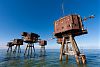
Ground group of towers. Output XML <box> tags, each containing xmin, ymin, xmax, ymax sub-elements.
<box><xmin>7</xmin><ymin>32</ymin><xmax>47</xmax><ymax>56</ymax></box>
<box><xmin>6</xmin><ymin>14</ymin><xmax>94</xmax><ymax>64</ymax></box>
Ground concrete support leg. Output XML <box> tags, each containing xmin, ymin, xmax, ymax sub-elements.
<box><xmin>17</xmin><ymin>45</ymin><xmax>21</xmax><ymax>53</ymax></box>
<box><xmin>11</xmin><ymin>47</ymin><xmax>12</xmax><ymax>52</ymax></box>
<box><xmin>60</xmin><ymin>37</ymin><xmax>65</xmax><ymax>61</ymax></box>
<box><xmin>69</xmin><ymin>35</ymin><xmax>80</xmax><ymax>64</ymax></box>
<box><xmin>75</xmin><ymin>55</ymin><xmax>79</xmax><ymax>64</ymax></box>
<box><xmin>28</xmin><ymin>45</ymin><xmax>30</xmax><ymax>55</ymax></box>
<box><xmin>19</xmin><ymin>46</ymin><xmax>21</xmax><ymax>53</ymax></box>
<box><xmin>7</xmin><ymin>47</ymin><xmax>9</xmax><ymax>52</ymax></box>
<box><xmin>66</xmin><ymin>43</ymin><xmax>68</xmax><ymax>62</ymax></box>
<box><xmin>24</xmin><ymin>44</ymin><xmax>28</xmax><ymax>55</ymax></box>
<box><xmin>24</xmin><ymin>43</ymin><xmax>35</xmax><ymax>56</ymax></box>
<box><xmin>81</xmin><ymin>54</ymin><xmax>86</xmax><ymax>64</ymax></box>
<box><xmin>13</xmin><ymin>46</ymin><xmax>17</xmax><ymax>53</ymax></box>
<box><xmin>18</xmin><ymin>46</ymin><xmax>20</xmax><ymax>53</ymax></box>
<box><xmin>32</xmin><ymin>44</ymin><xmax>35</xmax><ymax>54</ymax></box>
<box><xmin>44</xmin><ymin>46</ymin><xmax>46</xmax><ymax>55</ymax></box>
<box><xmin>31</xmin><ymin>45</ymin><xmax>32</xmax><ymax>56</ymax></box>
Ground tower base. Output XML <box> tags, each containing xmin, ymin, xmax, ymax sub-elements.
<box><xmin>59</xmin><ymin>35</ymin><xmax>86</xmax><ymax>64</ymax></box>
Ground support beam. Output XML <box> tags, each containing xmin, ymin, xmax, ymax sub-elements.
<box><xmin>69</xmin><ymin>35</ymin><xmax>80</xmax><ymax>64</ymax></box>
<box><xmin>13</xmin><ymin>45</ymin><xmax>17</xmax><ymax>53</ymax></box>
<box><xmin>40</xmin><ymin>46</ymin><xmax>46</xmax><ymax>56</ymax></box>
<box><xmin>13</xmin><ymin>45</ymin><xmax>21</xmax><ymax>54</ymax></box>
<box><xmin>80</xmin><ymin>54</ymin><xmax>86</xmax><ymax>64</ymax></box>
<box><xmin>24</xmin><ymin>45</ymin><xmax>28</xmax><ymax>55</ymax></box>
<box><xmin>72</xmin><ymin>38</ymin><xmax>80</xmax><ymax>55</ymax></box>
<box><xmin>7</xmin><ymin>47</ymin><xmax>9</xmax><ymax>52</ymax></box>
<box><xmin>59</xmin><ymin>37</ymin><xmax>65</xmax><ymax>61</ymax></box>
<box><xmin>66</xmin><ymin>42</ymin><xmax>68</xmax><ymax>62</ymax></box>
<box><xmin>24</xmin><ymin>43</ymin><xmax>35</xmax><ymax>56</ymax></box>
<box><xmin>28</xmin><ymin>45</ymin><xmax>30</xmax><ymax>55</ymax></box>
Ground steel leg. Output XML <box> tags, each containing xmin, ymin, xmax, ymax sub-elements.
<box><xmin>66</xmin><ymin>42</ymin><xmax>68</xmax><ymax>62</ymax></box>
<box><xmin>69</xmin><ymin>35</ymin><xmax>80</xmax><ymax>64</ymax></box>
<box><xmin>13</xmin><ymin>45</ymin><xmax>17</xmax><ymax>53</ymax></box>
<box><xmin>33</xmin><ymin>44</ymin><xmax>35</xmax><ymax>53</ymax></box>
<box><xmin>7</xmin><ymin>47</ymin><xmax>9</xmax><ymax>52</ymax></box>
<box><xmin>24</xmin><ymin>44</ymin><xmax>28</xmax><ymax>55</ymax></box>
<box><xmin>31</xmin><ymin>45</ymin><xmax>32</xmax><ymax>56</ymax></box>
<box><xmin>28</xmin><ymin>44</ymin><xmax>30</xmax><ymax>56</ymax></box>
<box><xmin>60</xmin><ymin>37</ymin><xmax>65</xmax><ymax>61</ymax></box>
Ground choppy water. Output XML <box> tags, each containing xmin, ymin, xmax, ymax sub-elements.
<box><xmin>0</xmin><ymin>49</ymin><xmax>100</xmax><ymax>67</ymax></box>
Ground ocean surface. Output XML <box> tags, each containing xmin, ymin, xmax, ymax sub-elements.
<box><xmin>0</xmin><ymin>49</ymin><xmax>100</xmax><ymax>67</ymax></box>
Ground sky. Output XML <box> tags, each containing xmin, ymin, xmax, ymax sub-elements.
<box><xmin>0</xmin><ymin>0</ymin><xmax>100</xmax><ymax>49</ymax></box>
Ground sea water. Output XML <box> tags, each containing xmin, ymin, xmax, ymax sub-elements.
<box><xmin>0</xmin><ymin>49</ymin><xmax>100</xmax><ymax>67</ymax></box>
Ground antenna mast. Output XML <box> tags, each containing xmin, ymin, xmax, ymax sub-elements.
<box><xmin>62</xmin><ymin>0</ymin><xmax>65</xmax><ymax>16</ymax></box>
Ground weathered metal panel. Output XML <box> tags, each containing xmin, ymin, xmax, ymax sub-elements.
<box><xmin>72</xmin><ymin>15</ymin><xmax>80</xmax><ymax>29</ymax></box>
<box><xmin>7</xmin><ymin>42</ymin><xmax>14</xmax><ymax>47</ymax></box>
<box><xmin>12</xmin><ymin>39</ymin><xmax>23</xmax><ymax>45</ymax></box>
<box><xmin>39</xmin><ymin>40</ymin><xmax>47</xmax><ymax>46</ymax></box>
<box><xmin>57</xmin><ymin>38</ymin><xmax>63</xmax><ymax>44</ymax></box>
<box><xmin>22</xmin><ymin>32</ymin><xmax>40</xmax><ymax>43</ymax></box>
<box><xmin>54</xmin><ymin>15</ymin><xmax>83</xmax><ymax>35</ymax></box>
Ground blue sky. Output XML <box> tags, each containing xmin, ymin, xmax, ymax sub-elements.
<box><xmin>0</xmin><ymin>0</ymin><xmax>100</xmax><ymax>49</ymax></box>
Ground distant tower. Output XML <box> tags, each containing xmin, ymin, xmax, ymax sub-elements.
<box><xmin>22</xmin><ymin>32</ymin><xmax>40</xmax><ymax>56</ymax></box>
<box><xmin>7</xmin><ymin>42</ymin><xmax>14</xmax><ymax>52</ymax></box>
<box><xmin>54</xmin><ymin>14</ymin><xmax>88</xmax><ymax>64</ymax></box>
<box><xmin>39</xmin><ymin>40</ymin><xmax>47</xmax><ymax>56</ymax></box>
<box><xmin>13</xmin><ymin>39</ymin><xmax>23</xmax><ymax>53</ymax></box>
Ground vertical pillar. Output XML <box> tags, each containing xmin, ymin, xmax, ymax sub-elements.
<box><xmin>81</xmin><ymin>54</ymin><xmax>86</xmax><ymax>64</ymax></box>
<box><xmin>7</xmin><ymin>47</ymin><xmax>12</xmax><ymax>52</ymax></box>
<box><xmin>13</xmin><ymin>45</ymin><xmax>17</xmax><ymax>53</ymax></box>
<box><xmin>11</xmin><ymin>47</ymin><xmax>12</xmax><ymax>52</ymax></box>
<box><xmin>69</xmin><ymin>35</ymin><xmax>79</xmax><ymax>64</ymax></box>
<box><xmin>24</xmin><ymin>44</ymin><xmax>28</xmax><ymax>55</ymax></box>
<box><xmin>7</xmin><ymin>47</ymin><xmax>9</xmax><ymax>52</ymax></box>
<box><xmin>18</xmin><ymin>45</ymin><xmax>20</xmax><ymax>53</ymax></box>
<box><xmin>40</xmin><ymin>46</ymin><xmax>42</xmax><ymax>56</ymax></box>
<box><xmin>31</xmin><ymin>44</ymin><xmax>32</xmax><ymax>56</ymax></box>
<box><xmin>40</xmin><ymin>46</ymin><xmax>42</xmax><ymax>52</ymax></box>
<box><xmin>24</xmin><ymin>43</ymin><xmax>35</xmax><ymax>56</ymax></box>
<box><xmin>32</xmin><ymin>43</ymin><xmax>35</xmax><ymax>54</ymax></box>
<box><xmin>44</xmin><ymin>46</ymin><xmax>46</xmax><ymax>55</ymax></box>
<box><xmin>19</xmin><ymin>45</ymin><xmax>21</xmax><ymax>53</ymax></box>
<box><xmin>28</xmin><ymin>44</ymin><xmax>30</xmax><ymax>55</ymax></box>
<box><xmin>66</xmin><ymin>42</ymin><xmax>68</xmax><ymax>62</ymax></box>
<box><xmin>17</xmin><ymin>45</ymin><xmax>21</xmax><ymax>53</ymax></box>
<box><xmin>59</xmin><ymin>37</ymin><xmax>65</xmax><ymax>61</ymax></box>
<box><xmin>40</xmin><ymin>46</ymin><xmax>45</xmax><ymax>56</ymax></box>
<box><xmin>73</xmin><ymin>38</ymin><xmax>80</xmax><ymax>54</ymax></box>
<box><xmin>13</xmin><ymin>45</ymin><xmax>21</xmax><ymax>53</ymax></box>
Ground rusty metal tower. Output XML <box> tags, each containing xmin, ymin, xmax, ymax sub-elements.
<box><xmin>54</xmin><ymin>14</ymin><xmax>94</xmax><ymax>64</ymax></box>
<box><xmin>39</xmin><ymin>40</ymin><xmax>47</xmax><ymax>56</ymax></box>
<box><xmin>12</xmin><ymin>39</ymin><xmax>23</xmax><ymax>53</ymax></box>
<box><xmin>7</xmin><ymin>42</ymin><xmax>14</xmax><ymax>52</ymax></box>
<box><xmin>21</xmin><ymin>32</ymin><xmax>40</xmax><ymax>56</ymax></box>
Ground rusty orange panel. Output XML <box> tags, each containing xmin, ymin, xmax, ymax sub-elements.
<box><xmin>39</xmin><ymin>40</ymin><xmax>47</xmax><ymax>46</ymax></box>
<box><xmin>54</xmin><ymin>15</ymin><xmax>83</xmax><ymax>35</ymax></box>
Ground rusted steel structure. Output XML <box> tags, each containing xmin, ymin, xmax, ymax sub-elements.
<box><xmin>54</xmin><ymin>14</ymin><xmax>87</xmax><ymax>64</ymax></box>
<box><xmin>7</xmin><ymin>42</ymin><xmax>14</xmax><ymax>52</ymax></box>
<box><xmin>22</xmin><ymin>32</ymin><xmax>40</xmax><ymax>56</ymax></box>
<box><xmin>39</xmin><ymin>40</ymin><xmax>47</xmax><ymax>55</ymax></box>
<box><xmin>12</xmin><ymin>39</ymin><xmax>23</xmax><ymax>53</ymax></box>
